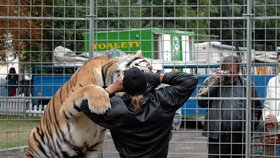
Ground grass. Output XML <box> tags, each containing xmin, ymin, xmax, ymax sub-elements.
<box><xmin>181</xmin><ymin>114</ymin><xmax>204</xmax><ymax>121</ymax></box>
<box><xmin>0</xmin><ymin>115</ymin><xmax>40</xmax><ymax>150</ymax></box>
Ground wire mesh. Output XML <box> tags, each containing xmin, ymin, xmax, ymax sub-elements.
<box><xmin>0</xmin><ymin>0</ymin><xmax>280</xmax><ymax>157</ymax></box>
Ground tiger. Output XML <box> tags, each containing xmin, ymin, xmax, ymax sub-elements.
<box><xmin>24</xmin><ymin>50</ymin><xmax>152</xmax><ymax>158</ymax></box>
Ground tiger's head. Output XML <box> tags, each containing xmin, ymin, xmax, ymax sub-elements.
<box><xmin>118</xmin><ymin>50</ymin><xmax>152</xmax><ymax>73</ymax></box>
<box><xmin>107</xmin><ymin>50</ymin><xmax>152</xmax><ymax>98</ymax></box>
<box><xmin>113</xmin><ymin>50</ymin><xmax>152</xmax><ymax>79</ymax></box>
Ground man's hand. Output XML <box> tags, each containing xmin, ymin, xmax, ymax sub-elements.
<box><xmin>105</xmin><ymin>75</ymin><xmax>124</xmax><ymax>95</ymax></box>
<box><xmin>265</xmin><ymin>113</ymin><xmax>277</xmax><ymax>128</ymax></box>
<box><xmin>145</xmin><ymin>72</ymin><xmax>161</xmax><ymax>87</ymax></box>
<box><xmin>212</xmin><ymin>68</ymin><xmax>223</xmax><ymax>81</ymax></box>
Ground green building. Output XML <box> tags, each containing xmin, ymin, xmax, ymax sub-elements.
<box><xmin>83</xmin><ymin>28</ymin><xmax>194</xmax><ymax>61</ymax></box>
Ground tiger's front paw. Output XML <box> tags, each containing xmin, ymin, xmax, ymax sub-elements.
<box><xmin>84</xmin><ymin>85</ymin><xmax>111</xmax><ymax>114</ymax></box>
<box><xmin>60</xmin><ymin>85</ymin><xmax>111</xmax><ymax>120</ymax></box>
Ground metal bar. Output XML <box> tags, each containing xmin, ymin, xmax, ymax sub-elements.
<box><xmin>244</xmin><ymin>0</ymin><xmax>253</xmax><ymax>157</ymax></box>
<box><xmin>0</xmin><ymin>16</ymin><xmax>87</xmax><ymax>20</ymax></box>
<box><xmin>162</xmin><ymin>63</ymin><xmax>276</xmax><ymax>69</ymax></box>
<box><xmin>89</xmin><ymin>0</ymin><xmax>95</xmax><ymax>58</ymax></box>
<box><xmin>0</xmin><ymin>15</ymin><xmax>279</xmax><ymax>21</ymax></box>
<box><xmin>0</xmin><ymin>16</ymin><xmax>246</xmax><ymax>21</ymax></box>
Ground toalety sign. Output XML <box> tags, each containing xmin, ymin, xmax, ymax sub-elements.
<box><xmin>83</xmin><ymin>29</ymin><xmax>153</xmax><ymax>56</ymax></box>
<box><xmin>93</xmin><ymin>41</ymin><xmax>140</xmax><ymax>50</ymax></box>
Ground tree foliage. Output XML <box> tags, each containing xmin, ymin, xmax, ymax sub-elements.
<box><xmin>253</xmin><ymin>0</ymin><xmax>280</xmax><ymax>50</ymax></box>
<box><xmin>1</xmin><ymin>0</ymin><xmax>279</xmax><ymax>65</ymax></box>
<box><xmin>0</xmin><ymin>0</ymin><xmax>88</xmax><ymax>64</ymax></box>
<box><xmin>95</xmin><ymin>0</ymin><xmax>218</xmax><ymax>34</ymax></box>
<box><xmin>0</xmin><ymin>0</ymin><xmax>53</xmax><ymax>64</ymax></box>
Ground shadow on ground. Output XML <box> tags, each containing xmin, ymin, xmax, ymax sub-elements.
<box><xmin>181</xmin><ymin>120</ymin><xmax>204</xmax><ymax>129</ymax></box>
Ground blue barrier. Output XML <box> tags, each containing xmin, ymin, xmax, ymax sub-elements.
<box><xmin>181</xmin><ymin>74</ymin><xmax>274</xmax><ymax>118</ymax></box>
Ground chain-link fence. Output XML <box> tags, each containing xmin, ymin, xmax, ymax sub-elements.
<box><xmin>0</xmin><ymin>0</ymin><xmax>280</xmax><ymax>157</ymax></box>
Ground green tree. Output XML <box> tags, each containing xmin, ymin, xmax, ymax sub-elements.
<box><xmin>94</xmin><ymin>0</ymin><xmax>219</xmax><ymax>42</ymax></box>
<box><xmin>253</xmin><ymin>0</ymin><xmax>280</xmax><ymax>51</ymax></box>
<box><xmin>0</xmin><ymin>0</ymin><xmax>50</xmax><ymax>62</ymax></box>
<box><xmin>209</xmin><ymin>0</ymin><xmax>280</xmax><ymax>51</ymax></box>
<box><xmin>21</xmin><ymin>0</ymin><xmax>89</xmax><ymax>68</ymax></box>
<box><xmin>48</xmin><ymin>0</ymin><xmax>89</xmax><ymax>53</ymax></box>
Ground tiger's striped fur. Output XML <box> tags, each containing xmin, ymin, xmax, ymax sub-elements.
<box><xmin>24</xmin><ymin>51</ymin><xmax>152</xmax><ymax>158</ymax></box>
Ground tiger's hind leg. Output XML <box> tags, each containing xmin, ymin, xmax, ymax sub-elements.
<box><xmin>59</xmin><ymin>84</ymin><xmax>111</xmax><ymax>120</ymax></box>
<box><xmin>24</xmin><ymin>127</ymin><xmax>50</xmax><ymax>158</ymax></box>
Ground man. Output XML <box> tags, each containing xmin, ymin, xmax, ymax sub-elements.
<box><xmin>81</xmin><ymin>67</ymin><xmax>198</xmax><ymax>158</ymax></box>
<box><xmin>263</xmin><ymin>52</ymin><xmax>280</xmax><ymax>157</ymax></box>
<box><xmin>196</xmin><ymin>55</ymin><xmax>262</xmax><ymax>158</ymax></box>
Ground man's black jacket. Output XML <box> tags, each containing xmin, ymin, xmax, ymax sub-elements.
<box><xmin>81</xmin><ymin>72</ymin><xmax>198</xmax><ymax>158</ymax></box>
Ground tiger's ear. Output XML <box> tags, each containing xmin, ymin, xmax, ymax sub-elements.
<box><xmin>136</xmin><ymin>50</ymin><xmax>143</xmax><ymax>57</ymax></box>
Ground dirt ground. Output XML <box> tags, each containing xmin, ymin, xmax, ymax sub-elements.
<box><xmin>101</xmin><ymin>128</ymin><xmax>208</xmax><ymax>158</ymax></box>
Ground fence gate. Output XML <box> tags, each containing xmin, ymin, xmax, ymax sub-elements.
<box><xmin>0</xmin><ymin>0</ymin><xmax>280</xmax><ymax>157</ymax></box>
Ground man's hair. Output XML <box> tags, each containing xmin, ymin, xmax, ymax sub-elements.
<box><xmin>221</xmin><ymin>55</ymin><xmax>241</xmax><ymax>72</ymax></box>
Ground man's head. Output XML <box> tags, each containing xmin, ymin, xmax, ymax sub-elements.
<box><xmin>221</xmin><ymin>55</ymin><xmax>241</xmax><ymax>84</ymax></box>
<box><xmin>123</xmin><ymin>67</ymin><xmax>148</xmax><ymax>96</ymax></box>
